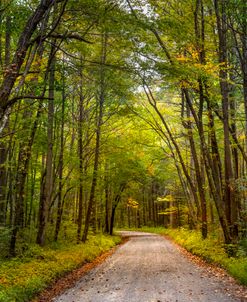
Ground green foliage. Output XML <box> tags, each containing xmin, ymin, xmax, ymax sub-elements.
<box><xmin>163</xmin><ymin>228</ymin><xmax>227</xmax><ymax>263</ymax></box>
<box><xmin>0</xmin><ymin>0</ymin><xmax>247</xmax><ymax>294</ymax></box>
<box><xmin>0</xmin><ymin>228</ymin><xmax>12</xmax><ymax>258</ymax></box>
<box><xmin>0</xmin><ymin>234</ymin><xmax>121</xmax><ymax>302</ymax></box>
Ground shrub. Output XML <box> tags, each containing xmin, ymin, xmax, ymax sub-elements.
<box><xmin>0</xmin><ymin>234</ymin><xmax>121</xmax><ymax>302</ymax></box>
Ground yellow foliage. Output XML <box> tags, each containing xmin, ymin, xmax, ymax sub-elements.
<box><xmin>176</xmin><ymin>55</ymin><xmax>190</xmax><ymax>63</ymax></box>
<box><xmin>127</xmin><ymin>197</ymin><xmax>139</xmax><ymax>208</ymax></box>
<box><xmin>158</xmin><ymin>206</ymin><xmax>178</xmax><ymax>215</ymax></box>
<box><xmin>0</xmin><ymin>235</ymin><xmax>120</xmax><ymax>301</ymax></box>
<box><xmin>156</xmin><ymin>195</ymin><xmax>174</xmax><ymax>203</ymax></box>
<box><xmin>147</xmin><ymin>164</ymin><xmax>154</xmax><ymax>176</ymax></box>
<box><xmin>239</xmin><ymin>134</ymin><xmax>246</xmax><ymax>141</ymax></box>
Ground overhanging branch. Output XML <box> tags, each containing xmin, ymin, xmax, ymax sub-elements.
<box><xmin>8</xmin><ymin>95</ymin><xmax>53</xmax><ymax>107</ymax></box>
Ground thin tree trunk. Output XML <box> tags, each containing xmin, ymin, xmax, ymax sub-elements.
<box><xmin>0</xmin><ymin>0</ymin><xmax>3</xmax><ymax>68</ymax></box>
<box><xmin>184</xmin><ymin>88</ymin><xmax>232</xmax><ymax>243</ymax></box>
<box><xmin>104</xmin><ymin>162</ymin><xmax>110</xmax><ymax>233</ymax></box>
<box><xmin>9</xmin><ymin>100</ymin><xmax>44</xmax><ymax>255</ymax></box>
<box><xmin>240</xmin><ymin>1</ymin><xmax>247</xmax><ymax>163</ymax></box>
<box><xmin>54</xmin><ymin>64</ymin><xmax>65</xmax><ymax>241</ymax></box>
<box><xmin>4</xmin><ymin>16</ymin><xmax>11</xmax><ymax>67</ymax></box>
<box><xmin>36</xmin><ymin>45</ymin><xmax>56</xmax><ymax>246</ymax></box>
<box><xmin>193</xmin><ymin>0</ymin><xmax>208</xmax><ymax>238</ymax></box>
<box><xmin>0</xmin><ymin>14</ymin><xmax>12</xmax><ymax>225</ymax></box>
<box><xmin>82</xmin><ymin>33</ymin><xmax>107</xmax><ymax>242</ymax></box>
<box><xmin>0</xmin><ymin>141</ymin><xmax>7</xmax><ymax>225</ymax></box>
<box><xmin>27</xmin><ymin>156</ymin><xmax>38</xmax><ymax>227</ymax></box>
<box><xmin>183</xmin><ymin>93</ymin><xmax>207</xmax><ymax>238</ymax></box>
<box><xmin>144</xmin><ymin>85</ymin><xmax>201</xmax><ymax>213</ymax></box>
<box><xmin>215</xmin><ymin>0</ymin><xmax>237</xmax><ymax>241</ymax></box>
<box><xmin>77</xmin><ymin>65</ymin><xmax>84</xmax><ymax>242</ymax></box>
<box><xmin>109</xmin><ymin>184</ymin><xmax>126</xmax><ymax>235</ymax></box>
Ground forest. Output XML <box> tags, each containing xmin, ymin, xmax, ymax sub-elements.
<box><xmin>0</xmin><ymin>0</ymin><xmax>247</xmax><ymax>300</ymax></box>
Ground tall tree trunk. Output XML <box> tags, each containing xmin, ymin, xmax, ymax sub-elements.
<box><xmin>183</xmin><ymin>93</ymin><xmax>207</xmax><ymax>238</ymax></box>
<box><xmin>4</xmin><ymin>16</ymin><xmax>11</xmax><ymax>67</ymax></box>
<box><xmin>36</xmin><ymin>46</ymin><xmax>55</xmax><ymax>246</ymax></box>
<box><xmin>0</xmin><ymin>14</ymin><xmax>12</xmax><ymax>225</ymax></box>
<box><xmin>240</xmin><ymin>1</ymin><xmax>247</xmax><ymax>162</ymax></box>
<box><xmin>0</xmin><ymin>140</ymin><xmax>7</xmax><ymax>225</ymax></box>
<box><xmin>27</xmin><ymin>156</ymin><xmax>38</xmax><ymax>227</ymax></box>
<box><xmin>144</xmin><ymin>85</ymin><xmax>201</xmax><ymax>214</ymax></box>
<box><xmin>109</xmin><ymin>184</ymin><xmax>126</xmax><ymax>235</ymax></box>
<box><xmin>215</xmin><ymin>0</ymin><xmax>237</xmax><ymax>241</ymax></box>
<box><xmin>9</xmin><ymin>37</ymin><xmax>49</xmax><ymax>255</ymax></box>
<box><xmin>0</xmin><ymin>0</ymin><xmax>3</xmax><ymax>68</ymax></box>
<box><xmin>82</xmin><ymin>33</ymin><xmax>107</xmax><ymax>242</ymax></box>
<box><xmin>193</xmin><ymin>0</ymin><xmax>209</xmax><ymax>238</ymax></box>
<box><xmin>184</xmin><ymin>88</ymin><xmax>231</xmax><ymax>243</ymax></box>
<box><xmin>77</xmin><ymin>64</ymin><xmax>84</xmax><ymax>242</ymax></box>
<box><xmin>9</xmin><ymin>100</ymin><xmax>44</xmax><ymax>255</ymax></box>
<box><xmin>128</xmin><ymin>206</ymin><xmax>131</xmax><ymax>228</ymax></box>
<box><xmin>104</xmin><ymin>162</ymin><xmax>110</xmax><ymax>233</ymax></box>
<box><xmin>54</xmin><ymin>64</ymin><xmax>65</xmax><ymax>241</ymax></box>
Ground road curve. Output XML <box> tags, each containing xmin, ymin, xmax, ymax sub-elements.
<box><xmin>53</xmin><ymin>231</ymin><xmax>244</xmax><ymax>302</ymax></box>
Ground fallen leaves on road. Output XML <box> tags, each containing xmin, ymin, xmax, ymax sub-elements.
<box><xmin>162</xmin><ymin>235</ymin><xmax>247</xmax><ymax>302</ymax></box>
<box><xmin>32</xmin><ymin>238</ymin><xmax>128</xmax><ymax>302</ymax></box>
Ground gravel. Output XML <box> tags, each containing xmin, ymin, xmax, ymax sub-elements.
<box><xmin>53</xmin><ymin>231</ymin><xmax>245</xmax><ymax>302</ymax></box>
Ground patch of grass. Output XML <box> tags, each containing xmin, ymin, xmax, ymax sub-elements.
<box><xmin>130</xmin><ymin>226</ymin><xmax>247</xmax><ymax>285</ymax></box>
<box><xmin>0</xmin><ymin>234</ymin><xmax>121</xmax><ymax>302</ymax></box>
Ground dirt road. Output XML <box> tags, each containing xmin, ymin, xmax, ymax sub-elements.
<box><xmin>53</xmin><ymin>231</ymin><xmax>246</xmax><ymax>302</ymax></box>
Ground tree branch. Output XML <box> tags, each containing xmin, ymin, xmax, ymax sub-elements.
<box><xmin>50</xmin><ymin>32</ymin><xmax>93</xmax><ymax>43</ymax></box>
<box><xmin>8</xmin><ymin>95</ymin><xmax>53</xmax><ymax>107</ymax></box>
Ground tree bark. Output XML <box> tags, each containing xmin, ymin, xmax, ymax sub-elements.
<box><xmin>0</xmin><ymin>13</ymin><xmax>12</xmax><ymax>225</ymax></box>
<box><xmin>0</xmin><ymin>0</ymin><xmax>64</xmax><ymax>121</ymax></box>
<box><xmin>215</xmin><ymin>0</ymin><xmax>237</xmax><ymax>240</ymax></box>
<box><xmin>143</xmin><ymin>84</ymin><xmax>201</xmax><ymax>214</ymax></box>
<box><xmin>77</xmin><ymin>64</ymin><xmax>84</xmax><ymax>242</ymax></box>
<box><xmin>82</xmin><ymin>33</ymin><xmax>107</xmax><ymax>242</ymax></box>
<box><xmin>183</xmin><ymin>92</ymin><xmax>207</xmax><ymax>238</ymax></box>
<box><xmin>36</xmin><ymin>45</ymin><xmax>56</xmax><ymax>246</ymax></box>
<box><xmin>104</xmin><ymin>162</ymin><xmax>110</xmax><ymax>233</ymax></box>
<box><xmin>54</xmin><ymin>63</ymin><xmax>65</xmax><ymax>241</ymax></box>
<box><xmin>109</xmin><ymin>184</ymin><xmax>126</xmax><ymax>235</ymax></box>
<box><xmin>184</xmin><ymin>88</ymin><xmax>232</xmax><ymax>244</ymax></box>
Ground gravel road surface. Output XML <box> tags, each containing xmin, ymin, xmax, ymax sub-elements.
<box><xmin>53</xmin><ymin>231</ymin><xmax>245</xmax><ymax>302</ymax></box>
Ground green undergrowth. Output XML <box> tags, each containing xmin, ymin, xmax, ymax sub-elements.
<box><xmin>0</xmin><ymin>234</ymin><xmax>121</xmax><ymax>302</ymax></box>
<box><xmin>130</xmin><ymin>226</ymin><xmax>247</xmax><ymax>286</ymax></box>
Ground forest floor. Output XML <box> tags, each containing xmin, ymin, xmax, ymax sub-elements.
<box><xmin>50</xmin><ymin>231</ymin><xmax>247</xmax><ymax>302</ymax></box>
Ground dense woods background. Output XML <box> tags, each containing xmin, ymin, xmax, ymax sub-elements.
<box><xmin>0</xmin><ymin>0</ymin><xmax>247</xmax><ymax>257</ymax></box>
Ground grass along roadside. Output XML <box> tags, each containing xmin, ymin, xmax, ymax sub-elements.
<box><xmin>0</xmin><ymin>234</ymin><xmax>121</xmax><ymax>302</ymax></box>
<box><xmin>128</xmin><ymin>227</ymin><xmax>247</xmax><ymax>286</ymax></box>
